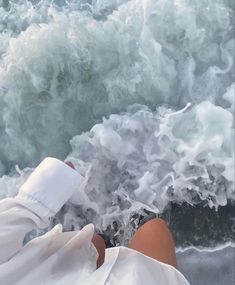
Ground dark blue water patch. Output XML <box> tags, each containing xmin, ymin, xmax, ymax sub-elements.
<box><xmin>166</xmin><ymin>200</ymin><xmax>235</xmax><ymax>247</ymax></box>
<box><xmin>49</xmin><ymin>200</ymin><xmax>235</xmax><ymax>248</ymax></box>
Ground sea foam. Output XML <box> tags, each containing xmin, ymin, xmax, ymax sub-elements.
<box><xmin>0</xmin><ymin>0</ymin><xmax>233</xmax><ymax>168</ymax></box>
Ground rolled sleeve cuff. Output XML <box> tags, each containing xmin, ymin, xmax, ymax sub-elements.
<box><xmin>18</xmin><ymin>157</ymin><xmax>84</xmax><ymax>217</ymax></box>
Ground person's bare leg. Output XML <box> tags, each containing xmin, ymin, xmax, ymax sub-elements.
<box><xmin>92</xmin><ymin>234</ymin><xmax>105</xmax><ymax>268</ymax></box>
<box><xmin>128</xmin><ymin>218</ymin><xmax>177</xmax><ymax>268</ymax></box>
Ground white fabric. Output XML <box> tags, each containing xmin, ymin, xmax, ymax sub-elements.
<box><xmin>19</xmin><ymin>157</ymin><xmax>84</xmax><ymax>215</ymax></box>
<box><xmin>0</xmin><ymin>157</ymin><xmax>190</xmax><ymax>285</ymax></box>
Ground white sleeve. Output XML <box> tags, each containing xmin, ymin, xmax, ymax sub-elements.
<box><xmin>0</xmin><ymin>157</ymin><xmax>83</xmax><ymax>264</ymax></box>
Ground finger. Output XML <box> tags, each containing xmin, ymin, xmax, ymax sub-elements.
<box><xmin>64</xmin><ymin>161</ymin><xmax>75</xmax><ymax>169</ymax></box>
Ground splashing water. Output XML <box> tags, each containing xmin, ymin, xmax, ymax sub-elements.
<box><xmin>0</xmin><ymin>0</ymin><xmax>234</xmax><ymax>284</ymax></box>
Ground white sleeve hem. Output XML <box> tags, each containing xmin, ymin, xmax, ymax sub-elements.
<box><xmin>16</xmin><ymin>191</ymin><xmax>55</xmax><ymax>219</ymax></box>
<box><xmin>19</xmin><ymin>157</ymin><xmax>84</xmax><ymax>216</ymax></box>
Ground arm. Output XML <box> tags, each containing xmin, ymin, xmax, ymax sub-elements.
<box><xmin>0</xmin><ymin>157</ymin><xmax>83</xmax><ymax>264</ymax></box>
<box><xmin>0</xmin><ymin>196</ymin><xmax>49</xmax><ymax>264</ymax></box>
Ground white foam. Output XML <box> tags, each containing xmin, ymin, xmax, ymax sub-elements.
<box><xmin>67</xmin><ymin>102</ymin><xmax>234</xmax><ymax>229</ymax></box>
<box><xmin>1</xmin><ymin>101</ymin><xmax>233</xmax><ymax>228</ymax></box>
<box><xmin>0</xmin><ymin>0</ymin><xmax>233</xmax><ymax>166</ymax></box>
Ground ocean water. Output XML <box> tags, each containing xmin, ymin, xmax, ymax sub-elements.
<box><xmin>0</xmin><ymin>0</ymin><xmax>234</xmax><ymax>284</ymax></box>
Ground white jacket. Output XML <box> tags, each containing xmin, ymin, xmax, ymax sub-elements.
<box><xmin>0</xmin><ymin>157</ymin><xmax>190</xmax><ymax>285</ymax></box>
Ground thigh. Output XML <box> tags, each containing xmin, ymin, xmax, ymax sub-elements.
<box><xmin>92</xmin><ymin>234</ymin><xmax>106</xmax><ymax>268</ymax></box>
<box><xmin>128</xmin><ymin>218</ymin><xmax>177</xmax><ymax>267</ymax></box>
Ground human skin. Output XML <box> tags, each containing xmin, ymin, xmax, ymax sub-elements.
<box><xmin>128</xmin><ymin>218</ymin><xmax>177</xmax><ymax>268</ymax></box>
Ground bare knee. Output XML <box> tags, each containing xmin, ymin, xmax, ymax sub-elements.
<box><xmin>132</xmin><ymin>218</ymin><xmax>169</xmax><ymax>238</ymax></box>
<box><xmin>129</xmin><ymin>218</ymin><xmax>177</xmax><ymax>268</ymax></box>
<box><xmin>140</xmin><ymin>218</ymin><xmax>168</xmax><ymax>230</ymax></box>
